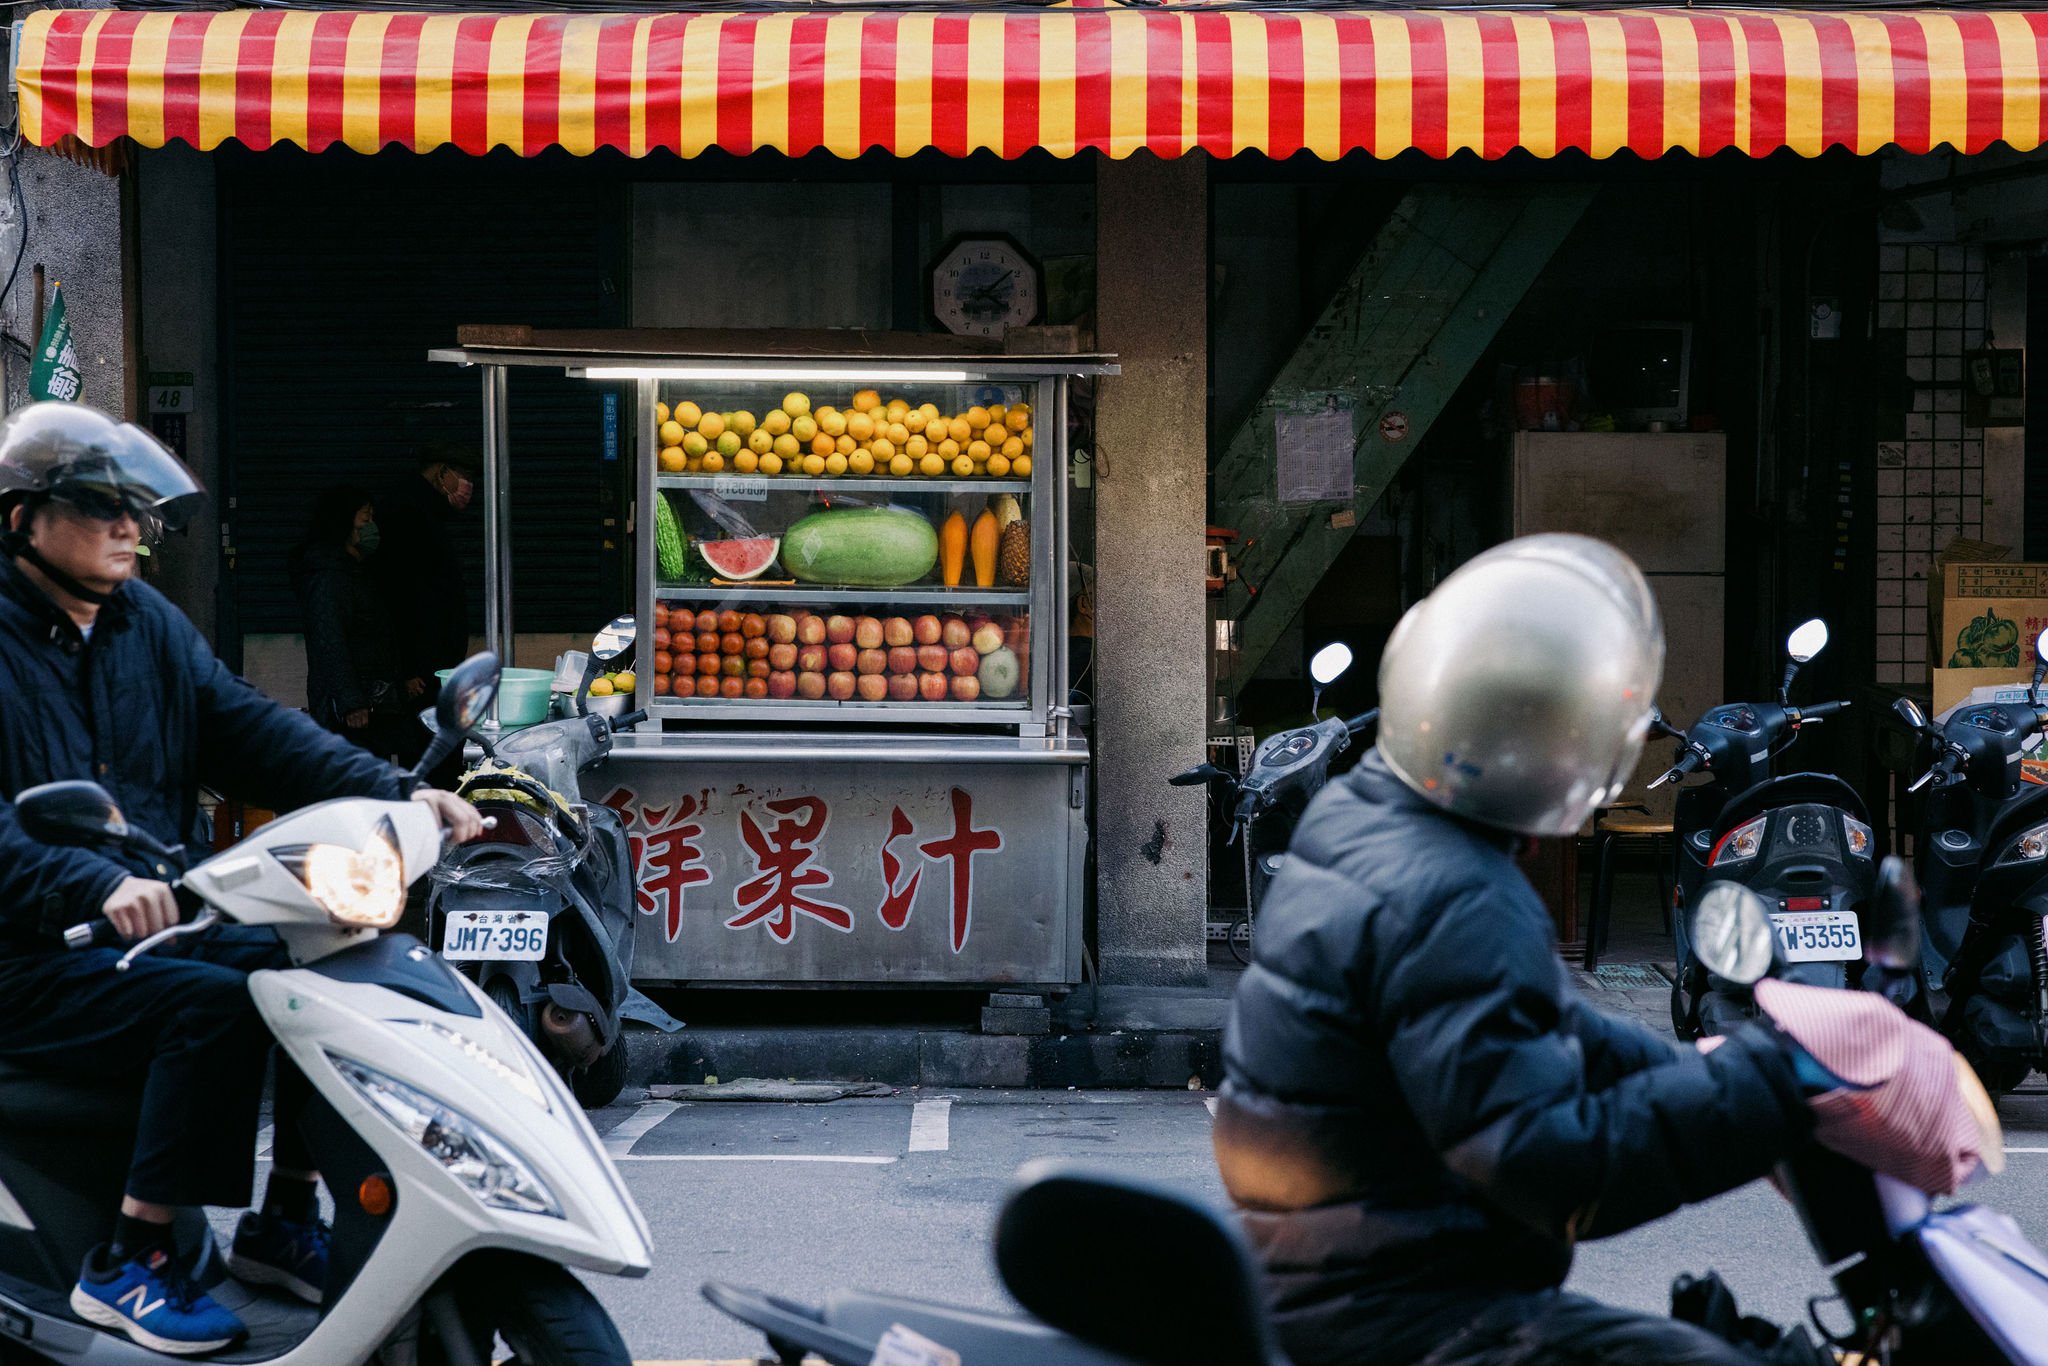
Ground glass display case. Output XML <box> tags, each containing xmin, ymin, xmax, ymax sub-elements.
<box><xmin>633</xmin><ymin>371</ymin><xmax>1068</xmax><ymax>732</ymax></box>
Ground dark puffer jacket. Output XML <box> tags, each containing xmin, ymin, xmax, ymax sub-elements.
<box><xmin>1216</xmin><ymin>750</ymin><xmax>1811</xmax><ymax>1366</ymax></box>
<box><xmin>0</xmin><ymin>553</ymin><xmax>409</xmax><ymax>948</ymax></box>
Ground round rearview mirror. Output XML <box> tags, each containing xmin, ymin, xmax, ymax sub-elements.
<box><xmin>1310</xmin><ymin>642</ymin><xmax>1355</xmax><ymax>687</ymax></box>
<box><xmin>1892</xmin><ymin>697</ymin><xmax>1929</xmax><ymax>733</ymax></box>
<box><xmin>1691</xmin><ymin>881</ymin><xmax>1777</xmax><ymax>987</ymax></box>
<box><xmin>14</xmin><ymin>779</ymin><xmax>129</xmax><ymax>848</ymax></box>
<box><xmin>437</xmin><ymin>651</ymin><xmax>502</xmax><ymax>733</ymax></box>
<box><xmin>591</xmin><ymin>614</ymin><xmax>636</xmax><ymax>663</ymax></box>
<box><xmin>1786</xmin><ymin>618</ymin><xmax>1829</xmax><ymax>665</ymax></box>
<box><xmin>2036</xmin><ymin>628</ymin><xmax>2048</xmax><ymax>664</ymax></box>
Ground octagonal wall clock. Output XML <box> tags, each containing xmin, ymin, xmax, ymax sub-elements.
<box><xmin>930</xmin><ymin>235</ymin><xmax>1042</xmax><ymax>339</ymax></box>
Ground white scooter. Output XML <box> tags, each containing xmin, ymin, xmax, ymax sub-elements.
<box><xmin>0</xmin><ymin>653</ymin><xmax>651</xmax><ymax>1365</ymax></box>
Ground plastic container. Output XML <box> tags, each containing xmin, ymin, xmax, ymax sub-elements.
<box><xmin>438</xmin><ymin>665</ymin><xmax>554</xmax><ymax>726</ymax></box>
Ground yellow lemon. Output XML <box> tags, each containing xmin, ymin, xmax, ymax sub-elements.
<box><xmin>734</xmin><ymin>451</ymin><xmax>759</xmax><ymax>474</ymax></box>
<box><xmin>905</xmin><ymin>435</ymin><xmax>929</xmax><ymax>459</ymax></box>
<box><xmin>654</xmin><ymin>401</ymin><xmax>672</xmax><ymax>425</ymax></box>
<box><xmin>812</xmin><ymin>434</ymin><xmax>836</xmax><ymax>457</ymax></box>
<box><xmin>696</xmin><ymin>411</ymin><xmax>726</xmax><ymax>441</ymax></box>
<box><xmin>870</xmin><ymin>437</ymin><xmax>896</xmax><ymax>462</ymax></box>
<box><xmin>847</xmin><ymin>411</ymin><xmax>876</xmax><ymax>442</ymax></box>
<box><xmin>938</xmin><ymin>439</ymin><xmax>961</xmax><ymax>461</ymax></box>
<box><xmin>660</xmin><ymin>420</ymin><xmax>687</xmax><ymax>447</ymax></box>
<box><xmin>917</xmin><ymin>403</ymin><xmax>941</xmax><ymax>425</ymax></box>
<box><xmin>612</xmin><ymin>670</ymin><xmax>637</xmax><ymax>693</ymax></box>
<box><xmin>952</xmin><ymin>454</ymin><xmax>976</xmax><ymax>477</ymax></box>
<box><xmin>849</xmin><ymin>450</ymin><xmax>875</xmax><ymax>475</ymax></box>
<box><xmin>1020</xmin><ymin>426</ymin><xmax>1033</xmax><ymax>448</ymax></box>
<box><xmin>683</xmin><ymin>432</ymin><xmax>710</xmax><ymax>457</ymax></box>
<box><xmin>987</xmin><ymin>404</ymin><xmax>1008</xmax><ymax>428</ymax></box>
<box><xmin>965</xmin><ymin>406</ymin><xmax>990</xmax><ymax>430</ymax></box>
<box><xmin>701</xmin><ymin>451</ymin><xmax>725</xmax><ymax>473</ymax></box>
<box><xmin>658</xmin><ymin>448</ymin><xmax>687</xmax><ymax>473</ymax></box>
<box><xmin>824</xmin><ymin>452</ymin><xmax>849</xmax><ymax>477</ymax></box>
<box><xmin>773</xmin><ymin>433</ymin><xmax>801</xmax><ymax>459</ymax></box>
<box><xmin>1012</xmin><ymin>454</ymin><xmax>1032</xmax><ymax>477</ymax></box>
<box><xmin>882</xmin><ymin>422</ymin><xmax>906</xmax><ymax>447</ymax></box>
<box><xmin>967</xmin><ymin>439</ymin><xmax>992</xmax><ymax>462</ymax></box>
<box><xmin>674</xmin><ymin>402</ymin><xmax>703</xmax><ymax>429</ymax></box>
<box><xmin>763</xmin><ymin>409</ymin><xmax>792</xmax><ymax>437</ymax></box>
<box><xmin>987</xmin><ymin>453</ymin><xmax>1011</xmax><ymax>477</ymax></box>
<box><xmin>819</xmin><ymin>409</ymin><xmax>847</xmax><ymax>437</ymax></box>
<box><xmin>717</xmin><ymin>431</ymin><xmax>743</xmax><ymax>457</ymax></box>
<box><xmin>748</xmin><ymin>429</ymin><xmax>774</xmax><ymax>455</ymax></box>
<box><xmin>783</xmin><ymin>392</ymin><xmax>812</xmax><ymax>418</ymax></box>
<box><xmin>730</xmin><ymin>410</ymin><xmax>758</xmax><ymax>437</ymax></box>
<box><xmin>885</xmin><ymin>399</ymin><xmax>911</xmax><ymax>423</ymax></box>
<box><xmin>852</xmin><ymin>389</ymin><xmax>881</xmax><ymax>412</ymax></box>
<box><xmin>948</xmin><ymin>418</ymin><xmax>972</xmax><ymax>444</ymax></box>
<box><xmin>760</xmin><ymin>452</ymin><xmax>783</xmax><ymax>476</ymax></box>
<box><xmin>1001</xmin><ymin>435</ymin><xmax>1023</xmax><ymax>459</ymax></box>
<box><xmin>588</xmin><ymin>676</ymin><xmax>614</xmax><ymax>697</ymax></box>
<box><xmin>920</xmin><ymin>453</ymin><xmax>946</xmax><ymax>476</ymax></box>
<box><xmin>889</xmin><ymin>454</ymin><xmax>914</xmax><ymax>476</ymax></box>
<box><xmin>1005</xmin><ymin>406</ymin><xmax>1030</xmax><ymax>431</ymax></box>
<box><xmin>802</xmin><ymin>454</ymin><xmax>827</xmax><ymax>477</ymax></box>
<box><xmin>792</xmin><ymin>415</ymin><xmax>818</xmax><ymax>443</ymax></box>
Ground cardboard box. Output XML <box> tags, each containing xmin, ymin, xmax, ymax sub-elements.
<box><xmin>1934</xmin><ymin>560</ymin><xmax>2048</xmax><ymax>671</ymax></box>
<box><xmin>1933</xmin><ymin>666</ymin><xmax>2029</xmax><ymax>716</ymax></box>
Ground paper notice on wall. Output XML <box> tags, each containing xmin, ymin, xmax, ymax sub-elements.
<box><xmin>1275</xmin><ymin>406</ymin><xmax>1356</xmax><ymax>505</ymax></box>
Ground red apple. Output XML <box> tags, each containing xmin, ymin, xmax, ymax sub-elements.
<box><xmin>748</xmin><ymin>659</ymin><xmax>771</xmax><ymax>679</ymax></box>
<box><xmin>797</xmin><ymin>615</ymin><xmax>827</xmax><ymax>646</ymax></box>
<box><xmin>798</xmin><ymin>645</ymin><xmax>828</xmax><ymax>674</ymax></box>
<box><xmin>694</xmin><ymin>610</ymin><xmax>719</xmax><ymax>633</ymax></box>
<box><xmin>950</xmin><ymin>647</ymin><xmax>981</xmax><ymax>676</ymax></box>
<box><xmin>919</xmin><ymin>671</ymin><xmax>949</xmax><ymax>702</ymax></box>
<box><xmin>888</xmin><ymin>646</ymin><xmax>919</xmax><ymax>675</ymax></box>
<box><xmin>972</xmin><ymin>622</ymin><xmax>1005</xmax><ymax>655</ymax></box>
<box><xmin>828</xmin><ymin>642</ymin><xmax>858</xmax><ymax>673</ymax></box>
<box><xmin>884</xmin><ymin>617</ymin><xmax>915</xmax><ymax>647</ymax></box>
<box><xmin>913</xmin><ymin>614</ymin><xmax>943</xmax><ymax>646</ymax></box>
<box><xmin>721</xmin><ymin>632</ymin><xmax>746</xmax><ymax>656</ymax></box>
<box><xmin>856</xmin><ymin>674</ymin><xmax>890</xmax><ymax>702</ymax></box>
<box><xmin>769</xmin><ymin>642</ymin><xmax>798</xmax><ymax>671</ymax></box>
<box><xmin>767</xmin><ymin>614</ymin><xmax>798</xmax><ymax>644</ymax></box>
<box><xmin>888</xmin><ymin>674</ymin><xmax>919</xmax><ymax>702</ymax></box>
<box><xmin>797</xmin><ymin>671</ymin><xmax>827</xmax><ymax>700</ymax></box>
<box><xmin>950</xmin><ymin>674</ymin><xmax>981</xmax><ymax>702</ymax></box>
<box><xmin>744</xmin><ymin>637</ymin><xmax>770</xmax><ymax>660</ymax></box>
<box><xmin>768</xmin><ymin>671</ymin><xmax>797</xmax><ymax>699</ymax></box>
<box><xmin>942</xmin><ymin>617</ymin><xmax>971</xmax><ymax>649</ymax></box>
<box><xmin>744</xmin><ymin>677</ymin><xmax>769</xmax><ymax>699</ymax></box>
<box><xmin>741</xmin><ymin>613</ymin><xmax>767</xmax><ymax>639</ymax></box>
<box><xmin>918</xmin><ymin>645</ymin><xmax>949</xmax><ymax>673</ymax></box>
<box><xmin>720</xmin><ymin>676</ymin><xmax>745</xmax><ymax>699</ymax></box>
<box><xmin>826</xmin><ymin>615</ymin><xmax>856</xmax><ymax>644</ymax></box>
<box><xmin>855</xmin><ymin>616</ymin><xmax>884</xmax><ymax>650</ymax></box>
<box><xmin>827</xmin><ymin>671</ymin><xmax>858</xmax><ymax>701</ymax></box>
<box><xmin>857</xmin><ymin>648</ymin><xmax>888</xmax><ymax>676</ymax></box>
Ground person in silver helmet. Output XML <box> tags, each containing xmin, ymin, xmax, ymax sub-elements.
<box><xmin>1214</xmin><ymin>534</ymin><xmax>1826</xmax><ymax>1365</ymax></box>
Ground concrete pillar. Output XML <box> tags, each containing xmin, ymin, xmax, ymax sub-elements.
<box><xmin>4</xmin><ymin>149</ymin><xmax>125</xmax><ymax>416</ymax></box>
<box><xmin>1092</xmin><ymin>153</ymin><xmax>1209</xmax><ymax>987</ymax></box>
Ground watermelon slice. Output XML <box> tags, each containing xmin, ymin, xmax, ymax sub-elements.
<box><xmin>697</xmin><ymin>537</ymin><xmax>780</xmax><ymax>581</ymax></box>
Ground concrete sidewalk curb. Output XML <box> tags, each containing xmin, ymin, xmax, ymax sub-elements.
<box><xmin>625</xmin><ymin>1023</ymin><xmax>1224</xmax><ymax>1091</ymax></box>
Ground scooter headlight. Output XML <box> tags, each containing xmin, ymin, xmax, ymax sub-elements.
<box><xmin>272</xmin><ymin>817</ymin><xmax>405</xmax><ymax>928</ymax></box>
<box><xmin>1995</xmin><ymin>822</ymin><xmax>2048</xmax><ymax>868</ymax></box>
<box><xmin>1841</xmin><ymin>815</ymin><xmax>1874</xmax><ymax>860</ymax></box>
<box><xmin>1711</xmin><ymin>816</ymin><xmax>1768</xmax><ymax>866</ymax></box>
<box><xmin>328</xmin><ymin>1054</ymin><xmax>561</xmax><ymax>1217</ymax></box>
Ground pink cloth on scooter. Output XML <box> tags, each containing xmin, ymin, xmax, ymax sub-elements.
<box><xmin>1752</xmin><ymin>978</ymin><xmax>1985</xmax><ymax>1196</ymax></box>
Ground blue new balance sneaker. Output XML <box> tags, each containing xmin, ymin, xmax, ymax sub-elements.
<box><xmin>71</xmin><ymin>1246</ymin><xmax>246</xmax><ymax>1355</ymax></box>
<box><xmin>225</xmin><ymin>1211</ymin><xmax>330</xmax><ymax>1305</ymax></box>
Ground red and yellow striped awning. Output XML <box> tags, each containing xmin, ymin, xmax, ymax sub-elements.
<box><xmin>17</xmin><ymin>6</ymin><xmax>2048</xmax><ymax>162</ymax></box>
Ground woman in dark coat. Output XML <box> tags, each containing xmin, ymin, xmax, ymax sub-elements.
<box><xmin>291</xmin><ymin>485</ymin><xmax>423</xmax><ymax>767</ymax></box>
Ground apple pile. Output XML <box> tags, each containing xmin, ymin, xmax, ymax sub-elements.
<box><xmin>651</xmin><ymin>604</ymin><xmax>1012</xmax><ymax>703</ymax></box>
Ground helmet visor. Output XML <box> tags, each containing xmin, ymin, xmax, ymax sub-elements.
<box><xmin>45</xmin><ymin>424</ymin><xmax>205</xmax><ymax>537</ymax></box>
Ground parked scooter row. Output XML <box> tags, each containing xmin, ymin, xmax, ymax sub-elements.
<box><xmin>0</xmin><ymin>653</ymin><xmax>649</xmax><ymax>1365</ymax></box>
<box><xmin>705</xmin><ymin>861</ymin><xmax>2048</xmax><ymax>1364</ymax></box>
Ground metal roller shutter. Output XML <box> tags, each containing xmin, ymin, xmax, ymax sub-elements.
<box><xmin>217</xmin><ymin>147</ymin><xmax>627</xmax><ymax>646</ymax></box>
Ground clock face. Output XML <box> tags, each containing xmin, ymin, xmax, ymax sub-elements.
<box><xmin>933</xmin><ymin>239</ymin><xmax>1039</xmax><ymax>339</ymax></box>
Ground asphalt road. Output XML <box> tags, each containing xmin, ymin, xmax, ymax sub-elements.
<box><xmin>584</xmin><ymin>1086</ymin><xmax>2048</xmax><ymax>1363</ymax></box>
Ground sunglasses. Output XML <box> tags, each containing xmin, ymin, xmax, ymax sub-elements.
<box><xmin>48</xmin><ymin>489</ymin><xmax>166</xmax><ymax>544</ymax></box>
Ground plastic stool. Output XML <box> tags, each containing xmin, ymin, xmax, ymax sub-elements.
<box><xmin>1584</xmin><ymin>814</ymin><xmax>1675</xmax><ymax>971</ymax></box>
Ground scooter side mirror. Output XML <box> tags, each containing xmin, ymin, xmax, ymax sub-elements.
<box><xmin>1168</xmin><ymin>763</ymin><xmax>1231</xmax><ymax>787</ymax></box>
<box><xmin>1781</xmin><ymin>618</ymin><xmax>1828</xmax><ymax>702</ymax></box>
<box><xmin>1892</xmin><ymin>697</ymin><xmax>1930</xmax><ymax>733</ymax></box>
<box><xmin>1308</xmin><ymin>642</ymin><xmax>1354</xmax><ymax>716</ymax></box>
<box><xmin>1691</xmin><ymin>881</ymin><xmax>1778</xmax><ymax>987</ymax></box>
<box><xmin>437</xmin><ymin>651</ymin><xmax>502</xmax><ymax>733</ymax></box>
<box><xmin>1865</xmin><ymin>856</ymin><xmax>1923</xmax><ymax>972</ymax></box>
<box><xmin>591</xmin><ymin>614</ymin><xmax>636</xmax><ymax>663</ymax></box>
<box><xmin>13</xmin><ymin>779</ymin><xmax>130</xmax><ymax>848</ymax></box>
<box><xmin>2032</xmin><ymin>629</ymin><xmax>2048</xmax><ymax>706</ymax></box>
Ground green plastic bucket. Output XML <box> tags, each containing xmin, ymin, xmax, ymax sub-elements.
<box><xmin>436</xmin><ymin>665</ymin><xmax>554</xmax><ymax>726</ymax></box>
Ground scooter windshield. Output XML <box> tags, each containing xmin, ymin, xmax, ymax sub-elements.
<box><xmin>489</xmin><ymin>719</ymin><xmax>603</xmax><ymax>799</ymax></box>
<box><xmin>430</xmin><ymin>805</ymin><xmax>590</xmax><ymax>896</ymax></box>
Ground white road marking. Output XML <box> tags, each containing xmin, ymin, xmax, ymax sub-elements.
<box><xmin>908</xmin><ymin>1098</ymin><xmax>953</xmax><ymax>1152</ymax></box>
<box><xmin>603</xmin><ymin>1100</ymin><xmax>681</xmax><ymax>1156</ymax></box>
<box><xmin>1204</xmin><ymin>1097</ymin><xmax>1218</xmax><ymax>1118</ymax></box>
<box><xmin>612</xmin><ymin>1153</ymin><xmax>899</xmax><ymax>1165</ymax></box>
<box><xmin>2004</xmin><ymin>1146</ymin><xmax>2048</xmax><ymax>1153</ymax></box>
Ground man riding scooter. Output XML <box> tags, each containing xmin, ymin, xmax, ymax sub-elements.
<box><xmin>1215</xmin><ymin>534</ymin><xmax>1829</xmax><ymax>1365</ymax></box>
<box><xmin>0</xmin><ymin>402</ymin><xmax>480</xmax><ymax>1355</ymax></box>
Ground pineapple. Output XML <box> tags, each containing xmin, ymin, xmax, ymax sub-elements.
<box><xmin>998</xmin><ymin>518</ymin><xmax>1030</xmax><ymax>587</ymax></box>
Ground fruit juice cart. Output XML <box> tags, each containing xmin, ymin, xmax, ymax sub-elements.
<box><xmin>430</xmin><ymin>330</ymin><xmax>1115</xmax><ymax>990</ymax></box>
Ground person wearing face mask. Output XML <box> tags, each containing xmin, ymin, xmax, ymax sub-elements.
<box><xmin>290</xmin><ymin>484</ymin><xmax>420</xmax><ymax>766</ymax></box>
<box><xmin>374</xmin><ymin>445</ymin><xmax>476</xmax><ymax>712</ymax></box>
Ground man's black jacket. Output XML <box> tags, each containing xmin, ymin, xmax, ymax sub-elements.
<box><xmin>1216</xmin><ymin>750</ymin><xmax>1810</xmax><ymax>1364</ymax></box>
<box><xmin>0</xmin><ymin>554</ymin><xmax>408</xmax><ymax>947</ymax></box>
<box><xmin>374</xmin><ymin>474</ymin><xmax>469</xmax><ymax>683</ymax></box>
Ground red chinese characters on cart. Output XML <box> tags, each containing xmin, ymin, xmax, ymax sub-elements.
<box><xmin>603</xmin><ymin>787</ymin><xmax>711</xmax><ymax>943</ymax></box>
<box><xmin>728</xmin><ymin>797</ymin><xmax>853</xmax><ymax>944</ymax></box>
<box><xmin>879</xmin><ymin>788</ymin><xmax>1003</xmax><ymax>953</ymax></box>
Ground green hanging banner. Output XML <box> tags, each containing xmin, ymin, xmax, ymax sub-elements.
<box><xmin>29</xmin><ymin>283</ymin><xmax>81</xmax><ymax>403</ymax></box>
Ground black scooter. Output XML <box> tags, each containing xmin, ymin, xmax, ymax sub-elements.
<box><xmin>427</xmin><ymin>616</ymin><xmax>647</xmax><ymax>1108</ymax></box>
<box><xmin>1652</xmin><ymin>619</ymin><xmax>1873</xmax><ymax>1037</ymax></box>
<box><xmin>1897</xmin><ymin>629</ymin><xmax>2048</xmax><ymax>1096</ymax></box>
<box><xmin>1171</xmin><ymin>644</ymin><xmax>1375</xmax><ymax>964</ymax></box>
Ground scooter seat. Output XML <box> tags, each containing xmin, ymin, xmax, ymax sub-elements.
<box><xmin>0</xmin><ymin>1057</ymin><xmax>140</xmax><ymax>1133</ymax></box>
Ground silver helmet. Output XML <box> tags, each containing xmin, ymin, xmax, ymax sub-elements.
<box><xmin>0</xmin><ymin>401</ymin><xmax>204</xmax><ymax>539</ymax></box>
<box><xmin>1377</xmin><ymin>534</ymin><xmax>1664</xmax><ymax>837</ymax></box>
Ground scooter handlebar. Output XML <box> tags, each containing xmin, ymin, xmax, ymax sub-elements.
<box><xmin>63</xmin><ymin>919</ymin><xmax>121</xmax><ymax>950</ymax></box>
<box><xmin>613</xmin><ymin>709</ymin><xmax>650</xmax><ymax>732</ymax></box>
<box><xmin>1797</xmin><ymin>699</ymin><xmax>1851</xmax><ymax>721</ymax></box>
<box><xmin>1648</xmin><ymin>748</ymin><xmax>1706</xmax><ymax>790</ymax></box>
